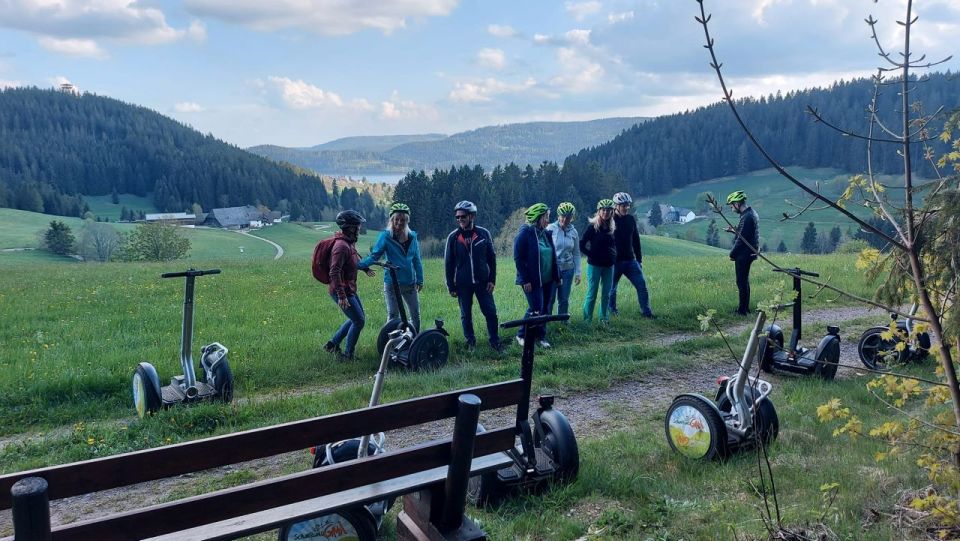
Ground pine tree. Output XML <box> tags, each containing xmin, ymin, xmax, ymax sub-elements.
<box><xmin>800</xmin><ymin>221</ymin><xmax>819</xmax><ymax>253</ymax></box>
<box><xmin>648</xmin><ymin>201</ymin><xmax>663</xmax><ymax>227</ymax></box>
<box><xmin>777</xmin><ymin>240</ymin><xmax>787</xmax><ymax>253</ymax></box>
<box><xmin>706</xmin><ymin>219</ymin><xmax>720</xmax><ymax>246</ymax></box>
<box><xmin>44</xmin><ymin>220</ymin><xmax>75</xmax><ymax>255</ymax></box>
<box><xmin>829</xmin><ymin>226</ymin><xmax>842</xmax><ymax>251</ymax></box>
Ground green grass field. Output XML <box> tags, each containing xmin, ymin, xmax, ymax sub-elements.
<box><xmin>83</xmin><ymin>194</ymin><xmax>159</xmax><ymax>221</ymax></box>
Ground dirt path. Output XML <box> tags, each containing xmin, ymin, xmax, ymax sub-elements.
<box><xmin>0</xmin><ymin>305</ymin><xmax>889</xmax><ymax>536</ymax></box>
<box><xmin>239</xmin><ymin>230</ymin><xmax>284</xmax><ymax>260</ymax></box>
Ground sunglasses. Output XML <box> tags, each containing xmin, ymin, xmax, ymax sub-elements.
<box><xmin>455</xmin><ymin>214</ymin><xmax>470</xmax><ymax>221</ymax></box>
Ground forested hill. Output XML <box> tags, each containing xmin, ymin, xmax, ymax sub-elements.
<box><xmin>248</xmin><ymin>117</ymin><xmax>647</xmax><ymax>175</ymax></box>
<box><xmin>565</xmin><ymin>72</ymin><xmax>960</xmax><ymax>198</ymax></box>
<box><xmin>0</xmin><ymin>87</ymin><xmax>334</xmax><ymax>220</ymax></box>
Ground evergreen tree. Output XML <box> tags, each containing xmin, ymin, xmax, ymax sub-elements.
<box><xmin>777</xmin><ymin>240</ymin><xmax>788</xmax><ymax>253</ymax></box>
<box><xmin>648</xmin><ymin>201</ymin><xmax>663</xmax><ymax>227</ymax></box>
<box><xmin>829</xmin><ymin>226</ymin><xmax>842</xmax><ymax>251</ymax></box>
<box><xmin>44</xmin><ymin>220</ymin><xmax>75</xmax><ymax>255</ymax></box>
<box><xmin>111</xmin><ymin>187</ymin><xmax>120</xmax><ymax>204</ymax></box>
<box><xmin>800</xmin><ymin>222</ymin><xmax>819</xmax><ymax>253</ymax></box>
<box><xmin>706</xmin><ymin>219</ymin><xmax>720</xmax><ymax>246</ymax></box>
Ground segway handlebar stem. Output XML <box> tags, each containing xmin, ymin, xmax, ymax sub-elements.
<box><xmin>500</xmin><ymin>314</ymin><xmax>570</xmax><ymax>329</ymax></box>
<box><xmin>773</xmin><ymin>267</ymin><xmax>819</xmax><ymax>278</ymax></box>
<box><xmin>161</xmin><ymin>268</ymin><xmax>221</xmax><ymax>278</ymax></box>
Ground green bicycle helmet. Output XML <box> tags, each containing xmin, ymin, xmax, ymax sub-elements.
<box><xmin>726</xmin><ymin>190</ymin><xmax>747</xmax><ymax>204</ymax></box>
<box><xmin>389</xmin><ymin>202</ymin><xmax>410</xmax><ymax>216</ymax></box>
<box><xmin>557</xmin><ymin>202</ymin><xmax>576</xmax><ymax>216</ymax></box>
<box><xmin>597</xmin><ymin>198</ymin><xmax>615</xmax><ymax>210</ymax></box>
<box><xmin>525</xmin><ymin>203</ymin><xmax>550</xmax><ymax>223</ymax></box>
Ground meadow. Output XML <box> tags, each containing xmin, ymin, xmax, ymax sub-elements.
<box><xmin>0</xmin><ymin>213</ymin><xmax>936</xmax><ymax>539</ymax></box>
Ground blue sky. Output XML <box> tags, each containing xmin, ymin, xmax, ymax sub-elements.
<box><xmin>0</xmin><ymin>0</ymin><xmax>958</xmax><ymax>148</ymax></box>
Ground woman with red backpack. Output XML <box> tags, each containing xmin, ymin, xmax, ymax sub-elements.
<box><xmin>324</xmin><ymin>210</ymin><xmax>376</xmax><ymax>361</ymax></box>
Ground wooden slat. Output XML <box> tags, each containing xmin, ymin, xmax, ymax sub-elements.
<box><xmin>44</xmin><ymin>428</ymin><xmax>515</xmax><ymax>541</ymax></box>
<box><xmin>146</xmin><ymin>452</ymin><xmax>515</xmax><ymax>541</ymax></box>
<box><xmin>0</xmin><ymin>380</ymin><xmax>523</xmax><ymax>508</ymax></box>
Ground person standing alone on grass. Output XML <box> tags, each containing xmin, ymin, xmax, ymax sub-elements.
<box><xmin>325</xmin><ymin>210</ymin><xmax>376</xmax><ymax>361</ymax></box>
<box><xmin>725</xmin><ymin>190</ymin><xmax>759</xmax><ymax>316</ymax></box>
<box><xmin>358</xmin><ymin>203</ymin><xmax>424</xmax><ymax>332</ymax></box>
<box><xmin>580</xmin><ymin>199</ymin><xmax>617</xmax><ymax>324</ymax></box>
<box><xmin>545</xmin><ymin>202</ymin><xmax>581</xmax><ymax>319</ymax></box>
<box><xmin>514</xmin><ymin>203</ymin><xmax>560</xmax><ymax>348</ymax></box>
<box><xmin>444</xmin><ymin>201</ymin><xmax>504</xmax><ymax>352</ymax></box>
<box><xmin>608</xmin><ymin>192</ymin><xmax>655</xmax><ymax>319</ymax></box>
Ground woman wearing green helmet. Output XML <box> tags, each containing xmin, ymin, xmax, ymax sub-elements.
<box><xmin>358</xmin><ymin>202</ymin><xmax>424</xmax><ymax>331</ymax></box>
<box><xmin>513</xmin><ymin>203</ymin><xmax>560</xmax><ymax>347</ymax></box>
<box><xmin>725</xmin><ymin>190</ymin><xmax>760</xmax><ymax>316</ymax></box>
<box><xmin>546</xmin><ymin>202</ymin><xmax>581</xmax><ymax>319</ymax></box>
<box><xmin>579</xmin><ymin>199</ymin><xmax>617</xmax><ymax>323</ymax></box>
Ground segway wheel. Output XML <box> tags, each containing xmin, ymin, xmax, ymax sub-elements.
<box><xmin>665</xmin><ymin>395</ymin><xmax>728</xmax><ymax>460</ymax></box>
<box><xmin>857</xmin><ymin>327</ymin><xmax>904</xmax><ymax>371</ymax></box>
<box><xmin>716</xmin><ymin>389</ymin><xmax>779</xmax><ymax>445</ymax></box>
<box><xmin>467</xmin><ymin>424</ymin><xmax>509</xmax><ymax>507</ymax></box>
<box><xmin>376</xmin><ymin>319</ymin><xmax>404</xmax><ymax>357</ymax></box>
<box><xmin>278</xmin><ymin>508</ymin><xmax>378</xmax><ymax>541</ymax></box>
<box><xmin>914</xmin><ymin>327</ymin><xmax>931</xmax><ymax>360</ymax></box>
<box><xmin>132</xmin><ymin>362</ymin><xmax>162</xmax><ymax>418</ymax></box>
<box><xmin>815</xmin><ymin>337</ymin><xmax>841</xmax><ymax>380</ymax></box>
<box><xmin>758</xmin><ymin>330</ymin><xmax>783</xmax><ymax>374</ymax></box>
<box><xmin>537</xmin><ymin>409</ymin><xmax>580</xmax><ymax>483</ymax></box>
<box><xmin>407</xmin><ymin>330</ymin><xmax>449</xmax><ymax>371</ymax></box>
<box><xmin>211</xmin><ymin>359</ymin><xmax>234</xmax><ymax>403</ymax></box>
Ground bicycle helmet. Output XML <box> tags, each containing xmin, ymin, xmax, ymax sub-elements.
<box><xmin>612</xmin><ymin>192</ymin><xmax>632</xmax><ymax>205</ymax></box>
<box><xmin>726</xmin><ymin>190</ymin><xmax>747</xmax><ymax>204</ymax></box>
<box><xmin>454</xmin><ymin>200</ymin><xmax>477</xmax><ymax>214</ymax></box>
<box><xmin>557</xmin><ymin>202</ymin><xmax>576</xmax><ymax>216</ymax></box>
<box><xmin>336</xmin><ymin>209</ymin><xmax>366</xmax><ymax>228</ymax></box>
<box><xmin>597</xmin><ymin>198</ymin><xmax>615</xmax><ymax>210</ymax></box>
<box><xmin>389</xmin><ymin>202</ymin><xmax>410</xmax><ymax>216</ymax></box>
<box><xmin>525</xmin><ymin>203</ymin><xmax>550</xmax><ymax>223</ymax></box>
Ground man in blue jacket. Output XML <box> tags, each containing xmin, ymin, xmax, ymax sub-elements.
<box><xmin>444</xmin><ymin>201</ymin><xmax>503</xmax><ymax>352</ymax></box>
<box><xmin>514</xmin><ymin>203</ymin><xmax>560</xmax><ymax>348</ymax></box>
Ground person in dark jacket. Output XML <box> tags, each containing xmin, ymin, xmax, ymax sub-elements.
<box><xmin>444</xmin><ymin>200</ymin><xmax>503</xmax><ymax>352</ymax></box>
<box><xmin>609</xmin><ymin>192</ymin><xmax>654</xmax><ymax>318</ymax></box>
<box><xmin>513</xmin><ymin>203</ymin><xmax>561</xmax><ymax>348</ymax></box>
<box><xmin>580</xmin><ymin>199</ymin><xmax>617</xmax><ymax>323</ymax></box>
<box><xmin>725</xmin><ymin>190</ymin><xmax>760</xmax><ymax>316</ymax></box>
<box><xmin>325</xmin><ymin>210</ymin><xmax>376</xmax><ymax>361</ymax></box>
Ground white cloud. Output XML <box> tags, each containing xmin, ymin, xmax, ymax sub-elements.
<box><xmin>608</xmin><ymin>11</ymin><xmax>633</xmax><ymax>24</ymax></box>
<box><xmin>477</xmin><ymin>48</ymin><xmax>506</xmax><ymax>70</ymax></box>
<box><xmin>533</xmin><ymin>29</ymin><xmax>591</xmax><ymax>47</ymax></box>
<box><xmin>185</xmin><ymin>0</ymin><xmax>458</xmax><ymax>35</ymax></box>
<box><xmin>448</xmin><ymin>77</ymin><xmax>536</xmax><ymax>103</ymax></box>
<box><xmin>379</xmin><ymin>91</ymin><xmax>437</xmax><ymax>120</ymax></box>
<box><xmin>0</xmin><ymin>79</ymin><xmax>20</xmax><ymax>89</ymax></box>
<box><xmin>38</xmin><ymin>37</ymin><xmax>107</xmax><ymax>59</ymax></box>
<box><xmin>487</xmin><ymin>24</ymin><xmax>519</xmax><ymax>38</ymax></box>
<box><xmin>264</xmin><ymin>76</ymin><xmax>374</xmax><ymax>111</ymax></box>
<box><xmin>565</xmin><ymin>1</ymin><xmax>602</xmax><ymax>22</ymax></box>
<box><xmin>549</xmin><ymin>47</ymin><xmax>605</xmax><ymax>92</ymax></box>
<box><xmin>174</xmin><ymin>102</ymin><xmax>206</xmax><ymax>113</ymax></box>
<box><xmin>533</xmin><ymin>33</ymin><xmax>551</xmax><ymax>45</ymax></box>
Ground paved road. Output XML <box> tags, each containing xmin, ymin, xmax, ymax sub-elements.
<box><xmin>239</xmin><ymin>230</ymin><xmax>284</xmax><ymax>260</ymax></box>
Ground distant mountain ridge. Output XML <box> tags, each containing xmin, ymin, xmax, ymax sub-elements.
<box><xmin>248</xmin><ymin>117</ymin><xmax>647</xmax><ymax>175</ymax></box>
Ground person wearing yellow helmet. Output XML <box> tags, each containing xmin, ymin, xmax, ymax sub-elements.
<box><xmin>513</xmin><ymin>203</ymin><xmax>560</xmax><ymax>348</ymax></box>
<box><xmin>579</xmin><ymin>199</ymin><xmax>617</xmax><ymax>323</ymax></box>
<box><xmin>546</xmin><ymin>202</ymin><xmax>581</xmax><ymax>319</ymax></box>
<box><xmin>725</xmin><ymin>190</ymin><xmax>760</xmax><ymax>316</ymax></box>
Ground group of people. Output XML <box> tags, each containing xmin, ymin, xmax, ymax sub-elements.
<box><xmin>321</xmin><ymin>190</ymin><xmax>759</xmax><ymax>360</ymax></box>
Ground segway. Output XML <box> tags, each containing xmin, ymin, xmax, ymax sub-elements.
<box><xmin>278</xmin><ymin>327</ymin><xmax>412</xmax><ymax>541</ymax></box>
<box><xmin>132</xmin><ymin>269</ymin><xmax>233</xmax><ymax>418</ymax></box>
<box><xmin>857</xmin><ymin>303</ymin><xmax>931</xmax><ymax>371</ymax></box>
<box><xmin>372</xmin><ymin>261</ymin><xmax>449</xmax><ymax>370</ymax></box>
<box><xmin>467</xmin><ymin>313</ymin><xmax>579</xmax><ymax>506</ymax></box>
<box><xmin>758</xmin><ymin>267</ymin><xmax>841</xmax><ymax>379</ymax></box>
<box><xmin>665</xmin><ymin>311</ymin><xmax>779</xmax><ymax>460</ymax></box>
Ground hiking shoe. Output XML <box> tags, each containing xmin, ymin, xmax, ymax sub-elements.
<box><xmin>491</xmin><ymin>341</ymin><xmax>506</xmax><ymax>354</ymax></box>
<box><xmin>515</xmin><ymin>336</ymin><xmax>525</xmax><ymax>347</ymax></box>
<box><xmin>538</xmin><ymin>340</ymin><xmax>552</xmax><ymax>349</ymax></box>
<box><xmin>324</xmin><ymin>340</ymin><xmax>340</xmax><ymax>354</ymax></box>
<box><xmin>336</xmin><ymin>352</ymin><xmax>354</xmax><ymax>362</ymax></box>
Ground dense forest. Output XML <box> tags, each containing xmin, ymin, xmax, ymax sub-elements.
<box><xmin>248</xmin><ymin>117</ymin><xmax>646</xmax><ymax>175</ymax></box>
<box><xmin>0</xmin><ymin>88</ymin><xmax>341</xmax><ymax>220</ymax></box>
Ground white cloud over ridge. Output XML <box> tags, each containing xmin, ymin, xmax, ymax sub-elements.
<box><xmin>38</xmin><ymin>37</ymin><xmax>107</xmax><ymax>59</ymax></box>
<box><xmin>477</xmin><ymin>48</ymin><xmax>506</xmax><ymax>70</ymax></box>
<box><xmin>265</xmin><ymin>76</ymin><xmax>376</xmax><ymax>111</ymax></box>
<box><xmin>184</xmin><ymin>0</ymin><xmax>458</xmax><ymax>35</ymax></box>
<box><xmin>487</xmin><ymin>24</ymin><xmax>519</xmax><ymax>38</ymax></box>
<box><xmin>448</xmin><ymin>77</ymin><xmax>537</xmax><ymax>103</ymax></box>
<box><xmin>174</xmin><ymin>102</ymin><xmax>206</xmax><ymax>113</ymax></box>
<box><xmin>379</xmin><ymin>91</ymin><xmax>437</xmax><ymax>120</ymax></box>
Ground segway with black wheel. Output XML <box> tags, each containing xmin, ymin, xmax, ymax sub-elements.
<box><xmin>279</xmin><ymin>327</ymin><xmax>412</xmax><ymax>541</ymax></box>
<box><xmin>857</xmin><ymin>303</ymin><xmax>931</xmax><ymax>371</ymax></box>
<box><xmin>758</xmin><ymin>267</ymin><xmax>841</xmax><ymax>379</ymax></box>
<box><xmin>132</xmin><ymin>269</ymin><xmax>233</xmax><ymax>418</ymax></box>
<box><xmin>665</xmin><ymin>311</ymin><xmax>779</xmax><ymax>460</ymax></box>
<box><xmin>371</xmin><ymin>261</ymin><xmax>449</xmax><ymax>370</ymax></box>
<box><xmin>468</xmin><ymin>313</ymin><xmax>579</xmax><ymax>506</ymax></box>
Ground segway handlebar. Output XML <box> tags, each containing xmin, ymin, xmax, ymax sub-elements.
<box><xmin>367</xmin><ymin>261</ymin><xmax>400</xmax><ymax>270</ymax></box>
<box><xmin>161</xmin><ymin>268</ymin><xmax>221</xmax><ymax>279</ymax></box>
<box><xmin>500</xmin><ymin>314</ymin><xmax>570</xmax><ymax>329</ymax></box>
<box><xmin>773</xmin><ymin>267</ymin><xmax>819</xmax><ymax>278</ymax></box>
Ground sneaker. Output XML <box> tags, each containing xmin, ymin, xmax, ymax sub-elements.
<box><xmin>491</xmin><ymin>341</ymin><xmax>506</xmax><ymax>354</ymax></box>
<box><xmin>516</xmin><ymin>336</ymin><xmax>525</xmax><ymax>347</ymax></box>
<box><xmin>324</xmin><ymin>340</ymin><xmax>340</xmax><ymax>354</ymax></box>
<box><xmin>538</xmin><ymin>340</ymin><xmax>552</xmax><ymax>349</ymax></box>
<box><xmin>336</xmin><ymin>352</ymin><xmax>354</xmax><ymax>362</ymax></box>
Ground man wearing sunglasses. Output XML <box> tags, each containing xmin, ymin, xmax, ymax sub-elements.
<box><xmin>444</xmin><ymin>200</ymin><xmax>504</xmax><ymax>353</ymax></box>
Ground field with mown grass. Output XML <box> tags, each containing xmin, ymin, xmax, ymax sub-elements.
<box><xmin>0</xmin><ymin>238</ymin><xmax>934</xmax><ymax>539</ymax></box>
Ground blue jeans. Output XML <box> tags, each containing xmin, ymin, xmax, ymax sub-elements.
<box><xmin>583</xmin><ymin>264</ymin><xmax>614</xmax><ymax>322</ymax></box>
<box><xmin>456</xmin><ymin>283</ymin><xmax>501</xmax><ymax>347</ymax></box>
<box><xmin>518</xmin><ymin>281</ymin><xmax>554</xmax><ymax>341</ymax></box>
<box><xmin>384</xmin><ymin>283</ymin><xmax>420</xmax><ymax>332</ymax></box>
<box><xmin>329</xmin><ymin>293</ymin><xmax>366</xmax><ymax>357</ymax></box>
<box><xmin>610</xmin><ymin>260</ymin><xmax>653</xmax><ymax>316</ymax></box>
<box><xmin>547</xmin><ymin>268</ymin><xmax>575</xmax><ymax>317</ymax></box>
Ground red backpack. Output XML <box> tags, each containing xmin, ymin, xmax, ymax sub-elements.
<box><xmin>311</xmin><ymin>237</ymin><xmax>342</xmax><ymax>284</ymax></box>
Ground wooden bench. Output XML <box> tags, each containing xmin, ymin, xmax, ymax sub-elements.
<box><xmin>2</xmin><ymin>380</ymin><xmax>523</xmax><ymax>541</ymax></box>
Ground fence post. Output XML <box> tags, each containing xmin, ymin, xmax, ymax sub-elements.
<box><xmin>438</xmin><ymin>393</ymin><xmax>481</xmax><ymax>532</ymax></box>
<box><xmin>12</xmin><ymin>477</ymin><xmax>51</xmax><ymax>541</ymax></box>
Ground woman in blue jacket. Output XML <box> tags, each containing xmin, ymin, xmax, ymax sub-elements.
<box><xmin>358</xmin><ymin>203</ymin><xmax>424</xmax><ymax>331</ymax></box>
<box><xmin>513</xmin><ymin>203</ymin><xmax>560</xmax><ymax>348</ymax></box>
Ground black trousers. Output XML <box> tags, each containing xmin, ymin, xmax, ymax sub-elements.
<box><xmin>734</xmin><ymin>257</ymin><xmax>755</xmax><ymax>315</ymax></box>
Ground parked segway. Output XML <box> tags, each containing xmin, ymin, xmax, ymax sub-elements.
<box><xmin>371</xmin><ymin>261</ymin><xmax>449</xmax><ymax>370</ymax></box>
<box><xmin>278</xmin><ymin>327</ymin><xmax>412</xmax><ymax>541</ymax></box>
<box><xmin>132</xmin><ymin>268</ymin><xmax>233</xmax><ymax>418</ymax></box>
<box><xmin>666</xmin><ymin>311</ymin><xmax>779</xmax><ymax>460</ymax></box>
<box><xmin>468</xmin><ymin>313</ymin><xmax>579</xmax><ymax>506</ymax></box>
<box><xmin>857</xmin><ymin>303</ymin><xmax>931</xmax><ymax>371</ymax></box>
<box><xmin>758</xmin><ymin>267</ymin><xmax>841</xmax><ymax>379</ymax></box>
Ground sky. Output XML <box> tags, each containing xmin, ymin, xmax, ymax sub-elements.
<box><xmin>0</xmin><ymin>0</ymin><xmax>958</xmax><ymax>148</ymax></box>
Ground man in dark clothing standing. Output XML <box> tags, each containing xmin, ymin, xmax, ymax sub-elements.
<box><xmin>608</xmin><ymin>192</ymin><xmax>655</xmax><ymax>318</ymax></box>
<box><xmin>444</xmin><ymin>200</ymin><xmax>504</xmax><ymax>352</ymax></box>
<box><xmin>726</xmin><ymin>190</ymin><xmax>760</xmax><ymax>316</ymax></box>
